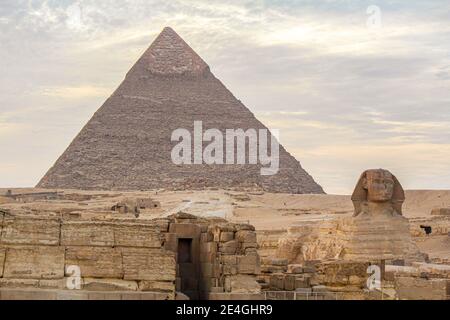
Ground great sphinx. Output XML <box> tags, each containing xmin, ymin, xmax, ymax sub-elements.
<box><xmin>274</xmin><ymin>168</ymin><xmax>425</xmax><ymax>263</ymax></box>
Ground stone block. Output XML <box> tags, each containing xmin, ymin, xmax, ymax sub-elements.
<box><xmin>348</xmin><ymin>275</ymin><xmax>365</xmax><ymax>286</ymax></box>
<box><xmin>219</xmin><ymin>240</ymin><xmax>238</xmax><ymax>255</ymax></box>
<box><xmin>0</xmin><ymin>278</ymin><xmax>39</xmax><ymax>289</ymax></box>
<box><xmin>65</xmin><ymin>247</ymin><xmax>123</xmax><ymax>278</ymax></box>
<box><xmin>295</xmin><ymin>287</ymin><xmax>312</xmax><ymax>294</ymax></box>
<box><xmin>205</xmin><ymin>292</ymin><xmax>229</xmax><ymax>300</ymax></box>
<box><xmin>0</xmin><ymin>289</ymin><xmax>57</xmax><ymax>300</ymax></box>
<box><xmin>4</xmin><ymin>246</ymin><xmax>64</xmax><ymax>279</ymax></box>
<box><xmin>241</xmin><ymin>241</ymin><xmax>258</xmax><ymax>250</ymax></box>
<box><xmin>235</xmin><ymin>224</ymin><xmax>255</xmax><ymax>232</ymax></box>
<box><xmin>284</xmin><ymin>274</ymin><xmax>296</xmax><ymax>291</ymax></box>
<box><xmin>261</xmin><ymin>265</ymin><xmax>288</xmax><ymax>273</ymax></box>
<box><xmin>164</xmin><ymin>233</ymin><xmax>178</xmax><ymax>252</ymax></box>
<box><xmin>221</xmin><ymin>256</ymin><xmax>237</xmax><ymax>275</ymax></box>
<box><xmin>384</xmin><ymin>265</ymin><xmax>418</xmax><ymax>282</ymax></box>
<box><xmin>288</xmin><ymin>264</ymin><xmax>304</xmax><ymax>274</ymax></box>
<box><xmin>122</xmin><ymin>248</ymin><xmax>176</xmax><ymax>281</ymax></box>
<box><xmin>121</xmin><ymin>292</ymin><xmax>144</xmax><ymax>300</ymax></box>
<box><xmin>295</xmin><ymin>276</ymin><xmax>311</xmax><ymax>289</ymax></box>
<box><xmin>169</xmin><ymin>223</ymin><xmax>201</xmax><ymax>237</ymax></box>
<box><xmin>88</xmin><ymin>292</ymin><xmax>122</xmax><ymax>300</ymax></box>
<box><xmin>83</xmin><ymin>278</ymin><xmax>138</xmax><ymax>291</ymax></box>
<box><xmin>220</xmin><ymin>232</ymin><xmax>235</xmax><ymax>242</ymax></box>
<box><xmin>237</xmin><ymin>254</ymin><xmax>260</xmax><ymax>275</ymax></box>
<box><xmin>141</xmin><ymin>292</ymin><xmax>172</xmax><ymax>300</ymax></box>
<box><xmin>270</xmin><ymin>258</ymin><xmax>288</xmax><ymax>266</ymax></box>
<box><xmin>56</xmin><ymin>291</ymin><xmax>89</xmax><ymax>300</ymax></box>
<box><xmin>312</xmin><ymin>285</ymin><xmax>328</xmax><ymax>293</ymax></box>
<box><xmin>220</xmin><ymin>255</ymin><xmax>237</xmax><ymax>266</ymax></box>
<box><xmin>244</xmin><ymin>247</ymin><xmax>258</xmax><ymax>255</ymax></box>
<box><xmin>414</xmin><ymin>263</ymin><xmax>450</xmax><ymax>278</ymax></box>
<box><xmin>224</xmin><ymin>275</ymin><xmax>261</xmax><ymax>293</ymax></box>
<box><xmin>317</xmin><ymin>260</ymin><xmax>370</xmax><ymax>286</ymax></box>
<box><xmin>1</xmin><ymin>215</ymin><xmax>60</xmax><ymax>246</ymax></box>
<box><xmin>235</xmin><ymin>230</ymin><xmax>257</xmax><ymax>244</ymax></box>
<box><xmin>114</xmin><ymin>223</ymin><xmax>162</xmax><ymax>247</ymax></box>
<box><xmin>39</xmin><ymin>279</ymin><xmax>65</xmax><ymax>290</ymax></box>
<box><xmin>138</xmin><ymin>281</ymin><xmax>174</xmax><ymax>293</ymax></box>
<box><xmin>302</xmin><ymin>266</ymin><xmax>316</xmax><ymax>273</ymax></box>
<box><xmin>152</xmin><ymin>219</ymin><xmax>170</xmax><ymax>232</ymax></box>
<box><xmin>61</xmin><ymin>221</ymin><xmax>114</xmax><ymax>246</ymax></box>
<box><xmin>395</xmin><ymin>276</ymin><xmax>448</xmax><ymax>300</ymax></box>
<box><xmin>269</xmin><ymin>274</ymin><xmax>285</xmax><ymax>290</ymax></box>
<box><xmin>223</xmin><ymin>264</ymin><xmax>238</xmax><ymax>275</ymax></box>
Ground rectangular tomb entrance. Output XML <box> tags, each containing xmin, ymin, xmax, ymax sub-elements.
<box><xmin>164</xmin><ymin>214</ymin><xmax>261</xmax><ymax>300</ymax></box>
<box><xmin>167</xmin><ymin>222</ymin><xmax>202</xmax><ymax>300</ymax></box>
<box><xmin>177</xmin><ymin>237</ymin><xmax>200</xmax><ymax>299</ymax></box>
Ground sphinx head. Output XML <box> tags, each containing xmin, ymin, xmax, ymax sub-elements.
<box><xmin>363</xmin><ymin>169</ymin><xmax>395</xmax><ymax>202</ymax></box>
<box><xmin>351</xmin><ymin>169</ymin><xmax>405</xmax><ymax>216</ymax></box>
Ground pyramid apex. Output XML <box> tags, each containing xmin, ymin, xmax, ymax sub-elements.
<box><xmin>161</xmin><ymin>26</ymin><xmax>175</xmax><ymax>33</ymax></box>
<box><xmin>136</xmin><ymin>27</ymin><xmax>209</xmax><ymax>75</ymax></box>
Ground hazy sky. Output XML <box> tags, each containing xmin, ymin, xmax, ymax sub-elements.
<box><xmin>1</xmin><ymin>0</ymin><xmax>449</xmax><ymax>194</ymax></box>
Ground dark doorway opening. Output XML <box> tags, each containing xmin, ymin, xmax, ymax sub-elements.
<box><xmin>177</xmin><ymin>238</ymin><xmax>199</xmax><ymax>299</ymax></box>
<box><xmin>178</xmin><ymin>238</ymin><xmax>193</xmax><ymax>263</ymax></box>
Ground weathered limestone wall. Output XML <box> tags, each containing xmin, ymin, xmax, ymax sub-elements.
<box><xmin>394</xmin><ymin>277</ymin><xmax>448</xmax><ymax>300</ymax></box>
<box><xmin>256</xmin><ymin>230</ymin><xmax>286</xmax><ymax>259</ymax></box>
<box><xmin>0</xmin><ymin>211</ymin><xmax>261</xmax><ymax>300</ymax></box>
<box><xmin>388</xmin><ymin>264</ymin><xmax>450</xmax><ymax>300</ymax></box>
<box><xmin>162</xmin><ymin>213</ymin><xmax>261</xmax><ymax>299</ymax></box>
<box><xmin>0</xmin><ymin>211</ymin><xmax>176</xmax><ymax>299</ymax></box>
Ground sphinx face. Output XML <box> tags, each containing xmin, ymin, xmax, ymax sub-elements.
<box><xmin>364</xmin><ymin>170</ymin><xmax>394</xmax><ymax>202</ymax></box>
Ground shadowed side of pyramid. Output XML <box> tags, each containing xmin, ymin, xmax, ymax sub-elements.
<box><xmin>37</xmin><ymin>27</ymin><xmax>324</xmax><ymax>194</ymax></box>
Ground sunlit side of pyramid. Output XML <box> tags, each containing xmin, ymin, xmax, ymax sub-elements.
<box><xmin>37</xmin><ymin>27</ymin><xmax>324</xmax><ymax>194</ymax></box>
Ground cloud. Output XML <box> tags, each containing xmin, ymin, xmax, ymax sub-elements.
<box><xmin>39</xmin><ymin>85</ymin><xmax>111</xmax><ymax>99</ymax></box>
<box><xmin>0</xmin><ymin>0</ymin><xmax>450</xmax><ymax>193</ymax></box>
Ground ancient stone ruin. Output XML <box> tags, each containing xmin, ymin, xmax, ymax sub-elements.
<box><xmin>37</xmin><ymin>27</ymin><xmax>323</xmax><ymax>194</ymax></box>
<box><xmin>0</xmin><ymin>169</ymin><xmax>449</xmax><ymax>300</ymax></box>
<box><xmin>258</xmin><ymin>169</ymin><xmax>449</xmax><ymax>300</ymax></box>
<box><xmin>0</xmin><ymin>210</ymin><xmax>261</xmax><ymax>300</ymax></box>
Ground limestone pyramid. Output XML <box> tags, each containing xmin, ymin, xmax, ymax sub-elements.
<box><xmin>37</xmin><ymin>27</ymin><xmax>324</xmax><ymax>194</ymax></box>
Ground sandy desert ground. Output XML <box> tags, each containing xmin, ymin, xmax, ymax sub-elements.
<box><xmin>1</xmin><ymin>188</ymin><xmax>449</xmax><ymax>262</ymax></box>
